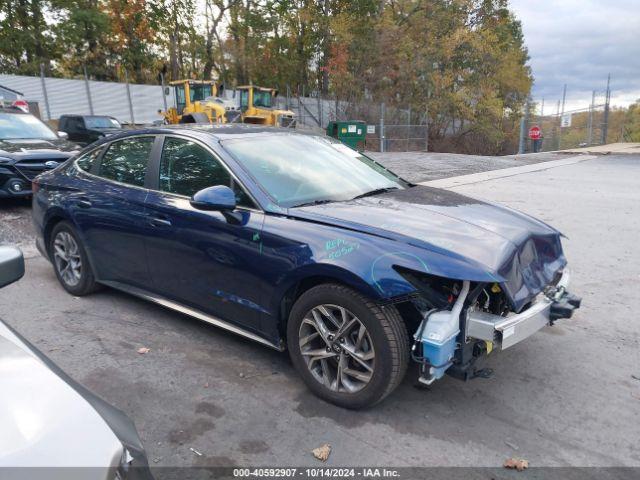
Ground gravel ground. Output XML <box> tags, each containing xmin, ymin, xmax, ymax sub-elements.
<box><xmin>0</xmin><ymin>197</ymin><xmax>36</xmax><ymax>257</ymax></box>
<box><xmin>368</xmin><ymin>151</ymin><xmax>574</xmax><ymax>183</ymax></box>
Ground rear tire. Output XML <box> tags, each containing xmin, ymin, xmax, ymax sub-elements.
<box><xmin>50</xmin><ymin>221</ymin><xmax>99</xmax><ymax>296</ymax></box>
<box><xmin>287</xmin><ymin>283</ymin><xmax>409</xmax><ymax>409</ymax></box>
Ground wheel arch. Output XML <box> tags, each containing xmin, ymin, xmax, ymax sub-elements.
<box><xmin>42</xmin><ymin>209</ymin><xmax>72</xmax><ymax>258</ymax></box>
<box><xmin>270</xmin><ymin>264</ymin><xmax>385</xmax><ymax>341</ymax></box>
<box><xmin>42</xmin><ymin>212</ymin><xmax>98</xmax><ymax>278</ymax></box>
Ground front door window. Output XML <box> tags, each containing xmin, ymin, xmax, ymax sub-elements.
<box><xmin>159</xmin><ymin>137</ymin><xmax>254</xmax><ymax>208</ymax></box>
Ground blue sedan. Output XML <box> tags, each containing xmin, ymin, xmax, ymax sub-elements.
<box><xmin>32</xmin><ymin>126</ymin><xmax>580</xmax><ymax>408</ymax></box>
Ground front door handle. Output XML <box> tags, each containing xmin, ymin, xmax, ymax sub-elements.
<box><xmin>149</xmin><ymin>216</ymin><xmax>172</xmax><ymax>227</ymax></box>
<box><xmin>76</xmin><ymin>197</ymin><xmax>92</xmax><ymax>208</ymax></box>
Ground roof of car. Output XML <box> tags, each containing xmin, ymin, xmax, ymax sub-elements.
<box><xmin>114</xmin><ymin>124</ymin><xmax>312</xmax><ymax>140</ymax></box>
<box><xmin>60</xmin><ymin>114</ymin><xmax>118</xmax><ymax>119</ymax></box>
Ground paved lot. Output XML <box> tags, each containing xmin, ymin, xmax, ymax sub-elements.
<box><xmin>1</xmin><ymin>153</ymin><xmax>639</xmax><ymax>475</ymax></box>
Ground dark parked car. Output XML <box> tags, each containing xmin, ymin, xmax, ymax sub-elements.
<box><xmin>58</xmin><ymin>114</ymin><xmax>123</xmax><ymax>146</ymax></box>
<box><xmin>0</xmin><ymin>106</ymin><xmax>79</xmax><ymax>197</ymax></box>
<box><xmin>32</xmin><ymin>126</ymin><xmax>580</xmax><ymax>409</ymax></box>
<box><xmin>0</xmin><ymin>246</ymin><xmax>153</xmax><ymax>478</ymax></box>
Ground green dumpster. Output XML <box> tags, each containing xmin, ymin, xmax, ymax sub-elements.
<box><xmin>326</xmin><ymin>120</ymin><xmax>366</xmax><ymax>150</ymax></box>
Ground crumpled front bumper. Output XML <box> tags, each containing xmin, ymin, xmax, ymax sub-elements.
<box><xmin>466</xmin><ymin>269</ymin><xmax>581</xmax><ymax>349</ymax></box>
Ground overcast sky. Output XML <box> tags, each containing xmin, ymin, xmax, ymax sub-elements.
<box><xmin>509</xmin><ymin>0</ymin><xmax>640</xmax><ymax>111</ymax></box>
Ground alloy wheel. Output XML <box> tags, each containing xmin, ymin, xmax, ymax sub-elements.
<box><xmin>53</xmin><ymin>231</ymin><xmax>82</xmax><ymax>287</ymax></box>
<box><xmin>298</xmin><ymin>304</ymin><xmax>375</xmax><ymax>393</ymax></box>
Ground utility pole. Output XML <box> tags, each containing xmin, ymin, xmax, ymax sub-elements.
<box><xmin>425</xmin><ymin>91</ymin><xmax>429</xmax><ymax>152</ymax></box>
<box><xmin>83</xmin><ymin>66</ymin><xmax>94</xmax><ymax>115</ymax></box>
<box><xmin>518</xmin><ymin>100</ymin><xmax>529</xmax><ymax>154</ymax></box>
<box><xmin>587</xmin><ymin>90</ymin><xmax>595</xmax><ymax>145</ymax></box>
<box><xmin>39</xmin><ymin>63</ymin><xmax>51</xmax><ymax>121</ymax></box>
<box><xmin>558</xmin><ymin>84</ymin><xmax>567</xmax><ymax>150</ymax></box>
<box><xmin>160</xmin><ymin>72</ymin><xmax>168</xmax><ymax>112</ymax></box>
<box><xmin>379</xmin><ymin>102</ymin><xmax>385</xmax><ymax>153</ymax></box>
<box><xmin>602</xmin><ymin>74</ymin><xmax>611</xmax><ymax>144</ymax></box>
<box><xmin>406</xmin><ymin>107</ymin><xmax>411</xmax><ymax>151</ymax></box>
<box><xmin>124</xmin><ymin>71</ymin><xmax>135</xmax><ymax>125</ymax></box>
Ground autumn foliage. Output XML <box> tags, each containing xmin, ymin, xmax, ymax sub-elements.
<box><xmin>0</xmin><ymin>0</ymin><xmax>540</xmax><ymax>153</ymax></box>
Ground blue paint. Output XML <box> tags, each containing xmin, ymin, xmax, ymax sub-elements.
<box><xmin>32</xmin><ymin>126</ymin><xmax>567</xmax><ymax>347</ymax></box>
<box><xmin>213</xmin><ymin>289</ymin><xmax>271</xmax><ymax>315</ymax></box>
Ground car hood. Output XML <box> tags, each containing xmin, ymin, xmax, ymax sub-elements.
<box><xmin>290</xmin><ymin>186</ymin><xmax>567</xmax><ymax>311</ymax></box>
<box><xmin>0</xmin><ymin>138</ymin><xmax>80</xmax><ymax>158</ymax></box>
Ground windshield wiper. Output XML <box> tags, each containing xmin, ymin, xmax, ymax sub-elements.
<box><xmin>351</xmin><ymin>187</ymin><xmax>399</xmax><ymax>200</ymax></box>
<box><xmin>292</xmin><ymin>199</ymin><xmax>335</xmax><ymax>208</ymax></box>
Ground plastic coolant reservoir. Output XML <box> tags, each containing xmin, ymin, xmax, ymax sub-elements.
<box><xmin>418</xmin><ymin>281</ymin><xmax>470</xmax><ymax>380</ymax></box>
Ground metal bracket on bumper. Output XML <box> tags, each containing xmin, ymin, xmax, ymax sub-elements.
<box><xmin>466</xmin><ymin>270</ymin><xmax>581</xmax><ymax>350</ymax></box>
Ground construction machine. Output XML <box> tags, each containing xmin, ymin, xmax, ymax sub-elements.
<box><xmin>236</xmin><ymin>85</ymin><xmax>296</xmax><ymax>127</ymax></box>
<box><xmin>160</xmin><ymin>79</ymin><xmax>227</xmax><ymax>124</ymax></box>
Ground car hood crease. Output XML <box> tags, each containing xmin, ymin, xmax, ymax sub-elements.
<box><xmin>288</xmin><ymin>185</ymin><xmax>567</xmax><ymax>311</ymax></box>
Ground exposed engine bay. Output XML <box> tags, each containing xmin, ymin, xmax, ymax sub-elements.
<box><xmin>397</xmin><ymin>269</ymin><xmax>582</xmax><ymax>385</ymax></box>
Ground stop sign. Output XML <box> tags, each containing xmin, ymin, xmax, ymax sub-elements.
<box><xmin>528</xmin><ymin>125</ymin><xmax>542</xmax><ymax>140</ymax></box>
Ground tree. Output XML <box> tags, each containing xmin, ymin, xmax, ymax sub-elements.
<box><xmin>0</xmin><ymin>0</ymin><xmax>56</xmax><ymax>74</ymax></box>
<box><xmin>623</xmin><ymin>100</ymin><xmax>640</xmax><ymax>142</ymax></box>
<box><xmin>106</xmin><ymin>0</ymin><xmax>156</xmax><ymax>82</ymax></box>
<box><xmin>52</xmin><ymin>0</ymin><xmax>113</xmax><ymax>79</ymax></box>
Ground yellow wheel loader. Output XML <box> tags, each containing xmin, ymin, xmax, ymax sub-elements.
<box><xmin>236</xmin><ymin>85</ymin><xmax>296</xmax><ymax>127</ymax></box>
<box><xmin>160</xmin><ymin>80</ymin><xmax>227</xmax><ymax>124</ymax></box>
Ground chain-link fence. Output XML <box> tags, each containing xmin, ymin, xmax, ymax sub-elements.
<box><xmin>275</xmin><ymin>91</ymin><xmax>430</xmax><ymax>152</ymax></box>
<box><xmin>522</xmin><ymin>89</ymin><xmax>611</xmax><ymax>153</ymax></box>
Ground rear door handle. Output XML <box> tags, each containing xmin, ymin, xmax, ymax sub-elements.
<box><xmin>149</xmin><ymin>216</ymin><xmax>172</xmax><ymax>227</ymax></box>
<box><xmin>76</xmin><ymin>197</ymin><xmax>92</xmax><ymax>208</ymax></box>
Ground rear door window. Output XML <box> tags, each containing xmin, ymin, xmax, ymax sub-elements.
<box><xmin>98</xmin><ymin>137</ymin><xmax>154</xmax><ymax>187</ymax></box>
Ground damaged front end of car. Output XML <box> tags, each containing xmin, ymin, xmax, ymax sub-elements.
<box><xmin>395</xmin><ymin>267</ymin><xmax>582</xmax><ymax>385</ymax></box>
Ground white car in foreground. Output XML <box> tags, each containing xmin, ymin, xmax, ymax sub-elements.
<box><xmin>0</xmin><ymin>246</ymin><xmax>154</xmax><ymax>480</ymax></box>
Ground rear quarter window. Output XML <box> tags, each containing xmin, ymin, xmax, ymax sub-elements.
<box><xmin>75</xmin><ymin>147</ymin><xmax>103</xmax><ymax>172</ymax></box>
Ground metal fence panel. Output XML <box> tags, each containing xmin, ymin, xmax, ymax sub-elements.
<box><xmin>0</xmin><ymin>73</ymin><xmax>174</xmax><ymax>124</ymax></box>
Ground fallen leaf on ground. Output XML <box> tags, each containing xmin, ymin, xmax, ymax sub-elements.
<box><xmin>137</xmin><ymin>347</ymin><xmax>150</xmax><ymax>354</ymax></box>
<box><xmin>312</xmin><ymin>444</ymin><xmax>331</xmax><ymax>462</ymax></box>
<box><xmin>503</xmin><ymin>458</ymin><xmax>529</xmax><ymax>471</ymax></box>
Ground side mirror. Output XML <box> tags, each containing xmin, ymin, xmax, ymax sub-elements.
<box><xmin>0</xmin><ymin>246</ymin><xmax>25</xmax><ymax>289</ymax></box>
<box><xmin>58</xmin><ymin>131</ymin><xmax>69</xmax><ymax>139</ymax></box>
<box><xmin>190</xmin><ymin>185</ymin><xmax>237</xmax><ymax>211</ymax></box>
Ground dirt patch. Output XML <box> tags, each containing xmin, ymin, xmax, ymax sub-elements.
<box><xmin>195</xmin><ymin>401</ymin><xmax>225</xmax><ymax>418</ymax></box>
<box><xmin>168</xmin><ymin>418</ymin><xmax>215</xmax><ymax>445</ymax></box>
<box><xmin>238</xmin><ymin>439</ymin><xmax>270</xmax><ymax>454</ymax></box>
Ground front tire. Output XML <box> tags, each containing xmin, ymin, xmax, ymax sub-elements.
<box><xmin>50</xmin><ymin>221</ymin><xmax>99</xmax><ymax>296</ymax></box>
<box><xmin>287</xmin><ymin>284</ymin><xmax>409</xmax><ymax>409</ymax></box>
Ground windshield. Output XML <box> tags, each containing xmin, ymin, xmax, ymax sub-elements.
<box><xmin>253</xmin><ymin>90</ymin><xmax>272</xmax><ymax>108</ymax></box>
<box><xmin>222</xmin><ymin>134</ymin><xmax>406</xmax><ymax>208</ymax></box>
<box><xmin>0</xmin><ymin>113</ymin><xmax>57</xmax><ymax>140</ymax></box>
<box><xmin>84</xmin><ymin>116</ymin><xmax>120</xmax><ymax>129</ymax></box>
<box><xmin>191</xmin><ymin>84</ymin><xmax>213</xmax><ymax>102</ymax></box>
